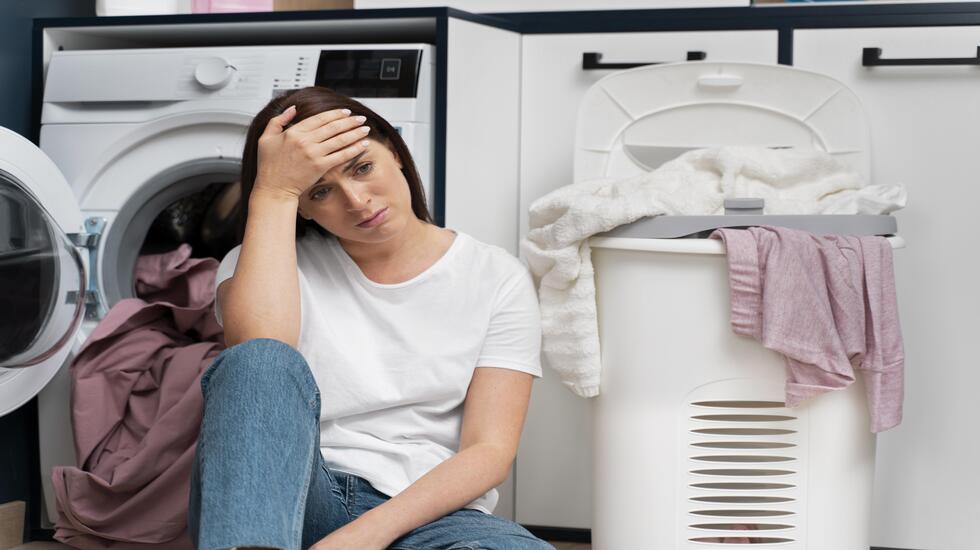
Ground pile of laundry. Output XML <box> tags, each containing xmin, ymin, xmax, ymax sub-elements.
<box><xmin>521</xmin><ymin>146</ymin><xmax>906</xmax><ymax>432</ymax></box>
<box><xmin>51</xmin><ymin>244</ymin><xmax>223</xmax><ymax>549</ymax></box>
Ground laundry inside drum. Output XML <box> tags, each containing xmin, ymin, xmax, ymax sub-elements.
<box><xmin>99</xmin><ymin>168</ymin><xmax>244</xmax><ymax>308</ymax></box>
<box><xmin>141</xmin><ymin>180</ymin><xmax>242</xmax><ymax>261</ymax></box>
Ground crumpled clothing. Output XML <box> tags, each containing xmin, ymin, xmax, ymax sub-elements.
<box><xmin>713</xmin><ymin>226</ymin><xmax>904</xmax><ymax>432</ymax></box>
<box><xmin>51</xmin><ymin>244</ymin><xmax>224</xmax><ymax>549</ymax></box>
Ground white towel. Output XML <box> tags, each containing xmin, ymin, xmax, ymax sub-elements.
<box><xmin>520</xmin><ymin>146</ymin><xmax>907</xmax><ymax>398</ymax></box>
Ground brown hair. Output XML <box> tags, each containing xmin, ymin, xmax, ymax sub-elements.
<box><xmin>238</xmin><ymin>86</ymin><xmax>431</xmax><ymax>240</ymax></box>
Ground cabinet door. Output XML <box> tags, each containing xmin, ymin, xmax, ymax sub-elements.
<box><xmin>517</xmin><ymin>30</ymin><xmax>778</xmax><ymax>529</ymax></box>
<box><xmin>445</xmin><ymin>18</ymin><xmax>521</xmax><ymax>255</ymax></box>
<box><xmin>794</xmin><ymin>27</ymin><xmax>980</xmax><ymax>550</ymax></box>
<box><xmin>445</xmin><ymin>17</ymin><xmax>522</xmax><ymax>521</ymax></box>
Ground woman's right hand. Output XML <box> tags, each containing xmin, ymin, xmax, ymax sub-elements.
<box><xmin>253</xmin><ymin>106</ymin><xmax>371</xmax><ymax>200</ymax></box>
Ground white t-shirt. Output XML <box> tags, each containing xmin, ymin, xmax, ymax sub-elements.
<box><xmin>213</xmin><ymin>230</ymin><xmax>542</xmax><ymax>514</ymax></box>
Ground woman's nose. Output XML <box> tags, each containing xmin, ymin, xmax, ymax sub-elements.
<box><xmin>342</xmin><ymin>182</ymin><xmax>369</xmax><ymax>210</ymax></box>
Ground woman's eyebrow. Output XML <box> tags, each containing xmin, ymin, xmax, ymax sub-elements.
<box><xmin>343</xmin><ymin>151</ymin><xmax>368</xmax><ymax>172</ymax></box>
<box><xmin>311</xmin><ymin>151</ymin><xmax>370</xmax><ymax>190</ymax></box>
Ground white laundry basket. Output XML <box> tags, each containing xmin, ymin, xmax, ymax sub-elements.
<box><xmin>573</xmin><ymin>62</ymin><xmax>902</xmax><ymax>549</ymax></box>
<box><xmin>590</xmin><ymin>233</ymin><xmax>902</xmax><ymax>549</ymax></box>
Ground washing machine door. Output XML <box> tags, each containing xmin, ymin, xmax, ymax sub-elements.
<box><xmin>0</xmin><ymin>127</ymin><xmax>86</xmax><ymax>416</ymax></box>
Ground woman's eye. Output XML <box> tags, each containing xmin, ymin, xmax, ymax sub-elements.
<box><xmin>311</xmin><ymin>187</ymin><xmax>330</xmax><ymax>200</ymax></box>
<box><xmin>354</xmin><ymin>162</ymin><xmax>373</xmax><ymax>176</ymax></box>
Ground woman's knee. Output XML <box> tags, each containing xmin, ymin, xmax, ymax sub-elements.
<box><xmin>202</xmin><ymin>338</ymin><xmax>317</xmax><ymax>406</ymax></box>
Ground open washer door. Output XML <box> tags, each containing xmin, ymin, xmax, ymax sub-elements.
<box><xmin>0</xmin><ymin>127</ymin><xmax>88</xmax><ymax>417</ymax></box>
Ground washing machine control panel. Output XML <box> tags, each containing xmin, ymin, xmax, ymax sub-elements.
<box><xmin>313</xmin><ymin>50</ymin><xmax>421</xmax><ymax>98</ymax></box>
<box><xmin>44</xmin><ymin>45</ymin><xmax>431</xmax><ymax>107</ymax></box>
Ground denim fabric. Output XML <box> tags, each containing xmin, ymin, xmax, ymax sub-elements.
<box><xmin>188</xmin><ymin>339</ymin><xmax>554</xmax><ymax>550</ymax></box>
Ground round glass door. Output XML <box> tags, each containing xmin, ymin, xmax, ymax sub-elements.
<box><xmin>0</xmin><ymin>169</ymin><xmax>85</xmax><ymax>368</ymax></box>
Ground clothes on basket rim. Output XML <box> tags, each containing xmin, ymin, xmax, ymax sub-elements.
<box><xmin>712</xmin><ymin>226</ymin><xmax>904</xmax><ymax>432</ymax></box>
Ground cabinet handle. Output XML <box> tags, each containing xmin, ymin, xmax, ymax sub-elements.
<box><xmin>582</xmin><ymin>51</ymin><xmax>706</xmax><ymax>70</ymax></box>
<box><xmin>862</xmin><ymin>46</ymin><xmax>980</xmax><ymax>67</ymax></box>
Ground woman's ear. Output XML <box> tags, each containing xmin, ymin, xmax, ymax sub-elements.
<box><xmin>297</xmin><ymin>205</ymin><xmax>311</xmax><ymax>220</ymax></box>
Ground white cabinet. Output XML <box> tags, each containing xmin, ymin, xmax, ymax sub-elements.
<box><xmin>516</xmin><ymin>30</ymin><xmax>779</xmax><ymax>529</ymax></box>
<box><xmin>444</xmin><ymin>16</ymin><xmax>522</xmax><ymax>522</ymax></box>
<box><xmin>445</xmin><ymin>18</ymin><xmax>522</xmax><ymax>256</ymax></box>
<box><xmin>795</xmin><ymin>27</ymin><xmax>980</xmax><ymax>550</ymax></box>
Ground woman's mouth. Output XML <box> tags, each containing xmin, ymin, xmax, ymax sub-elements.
<box><xmin>357</xmin><ymin>207</ymin><xmax>388</xmax><ymax>228</ymax></box>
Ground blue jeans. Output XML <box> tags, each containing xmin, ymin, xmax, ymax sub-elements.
<box><xmin>187</xmin><ymin>339</ymin><xmax>554</xmax><ymax>550</ymax></box>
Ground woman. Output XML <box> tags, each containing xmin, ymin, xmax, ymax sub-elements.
<box><xmin>187</xmin><ymin>86</ymin><xmax>551</xmax><ymax>550</ymax></box>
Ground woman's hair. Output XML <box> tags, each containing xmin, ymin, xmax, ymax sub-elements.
<box><xmin>237</xmin><ymin>86</ymin><xmax>431</xmax><ymax>240</ymax></box>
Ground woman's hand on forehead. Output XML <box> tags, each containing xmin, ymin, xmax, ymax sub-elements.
<box><xmin>253</xmin><ymin>106</ymin><xmax>372</xmax><ymax>200</ymax></box>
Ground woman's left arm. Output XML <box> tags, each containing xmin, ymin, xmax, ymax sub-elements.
<box><xmin>311</xmin><ymin>366</ymin><xmax>534</xmax><ymax>549</ymax></box>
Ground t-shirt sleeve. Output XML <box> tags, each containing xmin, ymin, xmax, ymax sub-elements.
<box><xmin>212</xmin><ymin>244</ymin><xmax>242</xmax><ymax>327</ymax></box>
<box><xmin>476</xmin><ymin>265</ymin><xmax>543</xmax><ymax>378</ymax></box>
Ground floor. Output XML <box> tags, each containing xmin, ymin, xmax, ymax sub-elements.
<box><xmin>9</xmin><ymin>541</ymin><xmax>591</xmax><ymax>549</ymax></box>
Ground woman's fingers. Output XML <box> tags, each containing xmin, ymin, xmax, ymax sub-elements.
<box><xmin>307</xmin><ymin>114</ymin><xmax>367</xmax><ymax>144</ymax></box>
<box><xmin>315</xmin><ymin>136</ymin><xmax>371</xmax><ymax>175</ymax></box>
<box><xmin>289</xmin><ymin>108</ymin><xmax>351</xmax><ymax>133</ymax></box>
<box><xmin>262</xmin><ymin>104</ymin><xmax>297</xmax><ymax>137</ymax></box>
<box><xmin>312</xmin><ymin>126</ymin><xmax>371</xmax><ymax>159</ymax></box>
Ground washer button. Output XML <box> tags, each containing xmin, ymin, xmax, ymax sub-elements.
<box><xmin>380</xmin><ymin>59</ymin><xmax>401</xmax><ymax>80</ymax></box>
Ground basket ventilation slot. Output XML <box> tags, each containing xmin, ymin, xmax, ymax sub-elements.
<box><xmin>684</xmin><ymin>397</ymin><xmax>805</xmax><ymax>547</ymax></box>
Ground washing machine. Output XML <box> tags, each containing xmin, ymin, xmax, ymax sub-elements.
<box><xmin>0</xmin><ymin>43</ymin><xmax>435</xmax><ymax>527</ymax></box>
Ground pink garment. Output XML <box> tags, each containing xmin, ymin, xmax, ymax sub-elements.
<box><xmin>713</xmin><ymin>226</ymin><xmax>904</xmax><ymax>433</ymax></box>
<box><xmin>51</xmin><ymin>244</ymin><xmax>224</xmax><ymax>549</ymax></box>
<box><xmin>702</xmin><ymin>523</ymin><xmax>756</xmax><ymax>543</ymax></box>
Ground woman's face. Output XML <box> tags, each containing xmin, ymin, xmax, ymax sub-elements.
<box><xmin>296</xmin><ymin>138</ymin><xmax>413</xmax><ymax>244</ymax></box>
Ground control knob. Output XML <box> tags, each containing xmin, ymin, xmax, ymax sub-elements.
<box><xmin>195</xmin><ymin>57</ymin><xmax>236</xmax><ymax>90</ymax></box>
